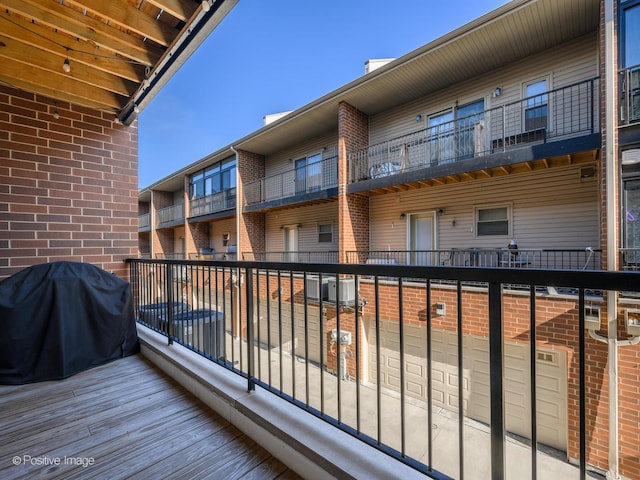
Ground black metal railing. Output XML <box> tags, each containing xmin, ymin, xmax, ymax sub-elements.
<box><xmin>620</xmin><ymin>248</ymin><xmax>640</xmax><ymax>271</ymax></box>
<box><xmin>620</xmin><ymin>64</ymin><xmax>640</xmax><ymax>125</ymax></box>
<box><xmin>243</xmin><ymin>251</ymin><xmax>340</xmax><ymax>263</ymax></box>
<box><xmin>345</xmin><ymin>248</ymin><xmax>602</xmax><ymax>270</ymax></box>
<box><xmin>349</xmin><ymin>78</ymin><xmax>598</xmax><ymax>183</ymax></box>
<box><xmin>244</xmin><ymin>156</ymin><xmax>338</xmax><ymax>206</ymax></box>
<box><xmin>189</xmin><ymin>188</ymin><xmax>236</xmax><ymax>217</ymax></box>
<box><xmin>127</xmin><ymin>256</ymin><xmax>639</xmax><ymax>480</ymax></box>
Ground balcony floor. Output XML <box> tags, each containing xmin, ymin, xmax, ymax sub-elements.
<box><xmin>0</xmin><ymin>354</ymin><xmax>301</xmax><ymax>480</ymax></box>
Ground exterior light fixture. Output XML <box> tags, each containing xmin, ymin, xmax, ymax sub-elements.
<box><xmin>62</xmin><ymin>49</ymin><xmax>71</xmax><ymax>73</ymax></box>
<box><xmin>415</xmin><ymin>114</ymin><xmax>423</xmax><ymax>122</ymax></box>
<box><xmin>52</xmin><ymin>104</ymin><xmax>60</xmax><ymax>120</ymax></box>
<box><xmin>201</xmin><ymin>0</ymin><xmax>211</xmax><ymax>12</ymax></box>
<box><xmin>133</xmin><ymin>104</ymin><xmax>140</xmax><ymax>114</ymax></box>
<box><xmin>493</xmin><ymin>87</ymin><xmax>502</xmax><ymax>97</ymax></box>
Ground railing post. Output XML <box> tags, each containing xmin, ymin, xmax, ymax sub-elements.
<box><xmin>590</xmin><ymin>78</ymin><xmax>595</xmax><ymax>133</ymax></box>
<box><xmin>166</xmin><ymin>262</ymin><xmax>174</xmax><ymax>345</ymax></box>
<box><xmin>488</xmin><ymin>281</ymin><xmax>505</xmax><ymax>480</ymax></box>
<box><xmin>246</xmin><ymin>266</ymin><xmax>255</xmax><ymax>392</ymax></box>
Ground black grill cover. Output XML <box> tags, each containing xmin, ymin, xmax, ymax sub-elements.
<box><xmin>0</xmin><ymin>261</ymin><xmax>139</xmax><ymax>384</ymax></box>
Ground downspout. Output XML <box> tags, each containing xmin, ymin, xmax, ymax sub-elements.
<box><xmin>604</xmin><ymin>0</ymin><xmax>619</xmax><ymax>478</ymax></box>
<box><xmin>230</xmin><ymin>145</ymin><xmax>241</xmax><ymax>340</ymax></box>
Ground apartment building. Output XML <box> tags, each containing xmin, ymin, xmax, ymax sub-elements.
<box><xmin>136</xmin><ymin>1</ymin><xmax>640</xmax><ymax>477</ymax></box>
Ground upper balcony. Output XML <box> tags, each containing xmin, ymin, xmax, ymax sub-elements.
<box><xmin>156</xmin><ymin>202</ymin><xmax>185</xmax><ymax>228</ymax></box>
<box><xmin>188</xmin><ymin>188</ymin><xmax>236</xmax><ymax>220</ymax></box>
<box><xmin>138</xmin><ymin>212</ymin><xmax>151</xmax><ymax>232</ymax></box>
<box><xmin>244</xmin><ymin>156</ymin><xmax>338</xmax><ymax>212</ymax></box>
<box><xmin>348</xmin><ymin>79</ymin><xmax>599</xmax><ymax>193</ymax></box>
<box><xmin>620</xmin><ymin>64</ymin><xmax>640</xmax><ymax>127</ymax></box>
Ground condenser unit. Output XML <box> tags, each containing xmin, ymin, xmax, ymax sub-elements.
<box><xmin>305</xmin><ymin>275</ymin><xmax>329</xmax><ymax>301</ymax></box>
<box><xmin>328</xmin><ymin>278</ymin><xmax>356</xmax><ymax>306</ymax></box>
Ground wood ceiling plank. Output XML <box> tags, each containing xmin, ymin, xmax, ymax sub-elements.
<box><xmin>146</xmin><ymin>0</ymin><xmax>198</xmax><ymax>22</ymax></box>
<box><xmin>0</xmin><ymin>57</ymin><xmax>125</xmax><ymax>110</ymax></box>
<box><xmin>0</xmin><ymin>11</ymin><xmax>146</xmax><ymax>83</ymax></box>
<box><xmin>0</xmin><ymin>36</ymin><xmax>137</xmax><ymax>97</ymax></box>
<box><xmin>0</xmin><ymin>0</ymin><xmax>162</xmax><ymax>66</ymax></box>
<box><xmin>72</xmin><ymin>0</ymin><xmax>178</xmax><ymax>47</ymax></box>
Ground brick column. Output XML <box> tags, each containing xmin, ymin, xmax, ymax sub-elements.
<box><xmin>151</xmin><ymin>190</ymin><xmax>173</xmax><ymax>257</ymax></box>
<box><xmin>338</xmin><ymin>101</ymin><xmax>370</xmax><ymax>263</ymax></box>
<box><xmin>236</xmin><ymin>149</ymin><xmax>265</xmax><ymax>259</ymax></box>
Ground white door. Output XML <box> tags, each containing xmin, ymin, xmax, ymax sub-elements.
<box><xmin>284</xmin><ymin>226</ymin><xmax>298</xmax><ymax>262</ymax></box>
<box><xmin>409</xmin><ymin>213</ymin><xmax>435</xmax><ymax>265</ymax></box>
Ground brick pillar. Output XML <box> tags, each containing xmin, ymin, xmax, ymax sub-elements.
<box><xmin>338</xmin><ymin>101</ymin><xmax>370</xmax><ymax>263</ymax></box>
<box><xmin>151</xmin><ymin>190</ymin><xmax>173</xmax><ymax>257</ymax></box>
<box><xmin>236</xmin><ymin>149</ymin><xmax>265</xmax><ymax>259</ymax></box>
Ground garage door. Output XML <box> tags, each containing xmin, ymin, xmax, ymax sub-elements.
<box><xmin>257</xmin><ymin>301</ymin><xmax>322</xmax><ymax>365</ymax></box>
<box><xmin>368</xmin><ymin>319</ymin><xmax>567</xmax><ymax>451</ymax></box>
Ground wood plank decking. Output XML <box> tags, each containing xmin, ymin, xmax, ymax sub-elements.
<box><xmin>0</xmin><ymin>354</ymin><xmax>302</xmax><ymax>480</ymax></box>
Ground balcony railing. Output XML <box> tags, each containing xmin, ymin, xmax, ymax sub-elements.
<box><xmin>349</xmin><ymin>78</ymin><xmax>598</xmax><ymax>183</ymax></box>
<box><xmin>156</xmin><ymin>202</ymin><xmax>184</xmax><ymax>227</ymax></box>
<box><xmin>243</xmin><ymin>250</ymin><xmax>340</xmax><ymax>263</ymax></box>
<box><xmin>244</xmin><ymin>156</ymin><xmax>338</xmax><ymax>206</ymax></box>
<box><xmin>620</xmin><ymin>64</ymin><xmax>640</xmax><ymax>126</ymax></box>
<box><xmin>189</xmin><ymin>188</ymin><xmax>236</xmax><ymax>218</ymax></box>
<box><xmin>127</xmin><ymin>257</ymin><xmax>640</xmax><ymax>479</ymax></box>
<box><xmin>138</xmin><ymin>212</ymin><xmax>150</xmax><ymax>229</ymax></box>
<box><xmin>346</xmin><ymin>248</ymin><xmax>602</xmax><ymax>270</ymax></box>
<box><xmin>620</xmin><ymin>248</ymin><xmax>640</xmax><ymax>271</ymax></box>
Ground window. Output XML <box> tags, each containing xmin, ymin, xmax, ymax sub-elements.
<box><xmin>622</xmin><ymin>0</ymin><xmax>640</xmax><ymax>68</ymax></box>
<box><xmin>189</xmin><ymin>157</ymin><xmax>236</xmax><ymax>199</ymax></box>
<box><xmin>524</xmin><ymin>79</ymin><xmax>548</xmax><ymax>131</ymax></box>
<box><xmin>318</xmin><ymin>224</ymin><xmax>333</xmax><ymax>243</ymax></box>
<box><xmin>476</xmin><ymin>206</ymin><xmax>510</xmax><ymax>236</ymax></box>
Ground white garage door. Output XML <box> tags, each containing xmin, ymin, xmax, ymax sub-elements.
<box><xmin>257</xmin><ymin>301</ymin><xmax>322</xmax><ymax>365</ymax></box>
<box><xmin>368</xmin><ymin>319</ymin><xmax>567</xmax><ymax>451</ymax></box>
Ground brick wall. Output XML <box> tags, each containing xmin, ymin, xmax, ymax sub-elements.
<box><xmin>237</xmin><ymin>149</ymin><xmax>265</xmax><ymax>257</ymax></box>
<box><xmin>0</xmin><ymin>86</ymin><xmax>137</xmax><ymax>280</ymax></box>
<box><xmin>338</xmin><ymin>102</ymin><xmax>370</xmax><ymax>262</ymax></box>
<box><xmin>151</xmin><ymin>190</ymin><xmax>174</xmax><ymax>257</ymax></box>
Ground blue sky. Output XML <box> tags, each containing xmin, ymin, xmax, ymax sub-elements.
<box><xmin>138</xmin><ymin>0</ymin><xmax>508</xmax><ymax>187</ymax></box>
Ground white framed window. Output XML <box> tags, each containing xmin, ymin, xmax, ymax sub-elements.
<box><xmin>523</xmin><ymin>76</ymin><xmax>550</xmax><ymax>132</ymax></box>
<box><xmin>318</xmin><ymin>223</ymin><xmax>333</xmax><ymax>243</ymax></box>
<box><xmin>475</xmin><ymin>205</ymin><xmax>511</xmax><ymax>237</ymax></box>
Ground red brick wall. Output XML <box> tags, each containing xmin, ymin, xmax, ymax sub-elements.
<box><xmin>338</xmin><ymin>101</ymin><xmax>370</xmax><ymax>262</ymax></box>
<box><xmin>0</xmin><ymin>86</ymin><xmax>137</xmax><ymax>280</ymax></box>
<box><xmin>151</xmin><ymin>190</ymin><xmax>174</xmax><ymax>257</ymax></box>
<box><xmin>237</xmin><ymin>149</ymin><xmax>265</xmax><ymax>257</ymax></box>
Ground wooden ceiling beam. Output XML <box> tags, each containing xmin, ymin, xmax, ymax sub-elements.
<box><xmin>146</xmin><ymin>0</ymin><xmax>198</xmax><ymax>22</ymax></box>
<box><xmin>72</xmin><ymin>0</ymin><xmax>179</xmax><ymax>47</ymax></box>
<box><xmin>0</xmin><ymin>57</ymin><xmax>124</xmax><ymax>110</ymax></box>
<box><xmin>0</xmin><ymin>37</ymin><xmax>137</xmax><ymax>97</ymax></box>
<box><xmin>0</xmin><ymin>12</ymin><xmax>146</xmax><ymax>83</ymax></box>
<box><xmin>0</xmin><ymin>0</ymin><xmax>162</xmax><ymax>66</ymax></box>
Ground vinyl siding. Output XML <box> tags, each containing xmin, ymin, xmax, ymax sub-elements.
<box><xmin>265</xmin><ymin>202</ymin><xmax>339</xmax><ymax>254</ymax></box>
<box><xmin>369</xmin><ymin>164</ymin><xmax>599</xmax><ymax>251</ymax></box>
<box><xmin>208</xmin><ymin>218</ymin><xmax>237</xmax><ymax>252</ymax></box>
<box><xmin>368</xmin><ymin>33</ymin><xmax>598</xmax><ymax>145</ymax></box>
<box><xmin>264</xmin><ymin>133</ymin><xmax>338</xmax><ymax>178</ymax></box>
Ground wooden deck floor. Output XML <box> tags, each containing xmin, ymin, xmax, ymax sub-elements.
<box><xmin>0</xmin><ymin>354</ymin><xmax>302</xmax><ymax>480</ymax></box>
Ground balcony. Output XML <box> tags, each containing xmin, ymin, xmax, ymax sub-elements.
<box><xmin>156</xmin><ymin>202</ymin><xmax>184</xmax><ymax>228</ymax></box>
<box><xmin>346</xmin><ymin>248</ymin><xmax>602</xmax><ymax>271</ymax></box>
<box><xmin>122</xmin><ymin>258</ymin><xmax>640</xmax><ymax>479</ymax></box>
<box><xmin>243</xmin><ymin>250</ymin><xmax>340</xmax><ymax>263</ymax></box>
<box><xmin>349</xmin><ymin>79</ymin><xmax>599</xmax><ymax>188</ymax></box>
<box><xmin>244</xmin><ymin>156</ymin><xmax>338</xmax><ymax>211</ymax></box>
<box><xmin>620</xmin><ymin>65</ymin><xmax>640</xmax><ymax>126</ymax></box>
<box><xmin>0</xmin><ymin>354</ymin><xmax>299</xmax><ymax>479</ymax></box>
<box><xmin>189</xmin><ymin>189</ymin><xmax>236</xmax><ymax>218</ymax></box>
<box><xmin>138</xmin><ymin>212</ymin><xmax>150</xmax><ymax>231</ymax></box>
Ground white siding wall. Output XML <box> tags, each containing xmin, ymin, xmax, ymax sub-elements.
<box><xmin>368</xmin><ymin>33</ymin><xmax>598</xmax><ymax>145</ymax></box>
<box><xmin>369</xmin><ymin>164</ymin><xmax>599</xmax><ymax>251</ymax></box>
<box><xmin>264</xmin><ymin>132</ymin><xmax>338</xmax><ymax>178</ymax></box>
<box><xmin>208</xmin><ymin>217</ymin><xmax>236</xmax><ymax>252</ymax></box>
<box><xmin>265</xmin><ymin>202</ymin><xmax>339</xmax><ymax>254</ymax></box>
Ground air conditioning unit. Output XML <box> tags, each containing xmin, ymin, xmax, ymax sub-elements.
<box><xmin>328</xmin><ymin>278</ymin><xmax>356</xmax><ymax>305</ymax></box>
<box><xmin>584</xmin><ymin>306</ymin><xmax>600</xmax><ymax>330</ymax></box>
<box><xmin>305</xmin><ymin>275</ymin><xmax>329</xmax><ymax>301</ymax></box>
<box><xmin>626</xmin><ymin>309</ymin><xmax>640</xmax><ymax>336</ymax></box>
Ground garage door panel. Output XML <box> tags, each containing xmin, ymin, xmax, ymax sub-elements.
<box><xmin>368</xmin><ymin>319</ymin><xmax>567</xmax><ymax>452</ymax></box>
